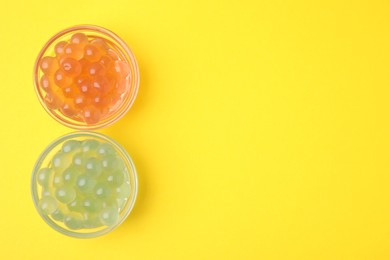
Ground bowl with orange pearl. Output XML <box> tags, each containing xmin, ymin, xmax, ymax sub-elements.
<box><xmin>34</xmin><ymin>25</ymin><xmax>140</xmax><ymax>129</ymax></box>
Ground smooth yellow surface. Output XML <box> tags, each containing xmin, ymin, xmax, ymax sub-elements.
<box><xmin>0</xmin><ymin>0</ymin><xmax>389</xmax><ymax>259</ymax></box>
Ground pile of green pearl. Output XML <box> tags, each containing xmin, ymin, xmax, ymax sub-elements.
<box><xmin>36</xmin><ymin>139</ymin><xmax>131</xmax><ymax>230</ymax></box>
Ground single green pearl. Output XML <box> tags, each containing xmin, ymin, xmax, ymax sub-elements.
<box><xmin>85</xmin><ymin>157</ymin><xmax>102</xmax><ymax>176</ymax></box>
<box><xmin>83</xmin><ymin>213</ymin><xmax>102</xmax><ymax>229</ymax></box>
<box><xmin>62</xmin><ymin>140</ymin><xmax>81</xmax><ymax>153</ymax></box>
<box><xmin>37</xmin><ymin>168</ymin><xmax>52</xmax><ymax>186</ymax></box>
<box><xmin>115</xmin><ymin>182</ymin><xmax>131</xmax><ymax>199</ymax></box>
<box><xmin>41</xmin><ymin>187</ymin><xmax>51</xmax><ymax>198</ymax></box>
<box><xmin>72</xmin><ymin>152</ymin><xmax>87</xmax><ymax>167</ymax></box>
<box><xmin>52</xmin><ymin>171</ymin><xmax>64</xmax><ymax>188</ymax></box>
<box><xmin>56</xmin><ymin>185</ymin><xmax>77</xmax><ymax>204</ymax></box>
<box><xmin>64</xmin><ymin>213</ymin><xmax>83</xmax><ymax>230</ymax></box>
<box><xmin>67</xmin><ymin>199</ymin><xmax>84</xmax><ymax>212</ymax></box>
<box><xmin>76</xmin><ymin>174</ymin><xmax>97</xmax><ymax>193</ymax></box>
<box><xmin>81</xmin><ymin>139</ymin><xmax>100</xmax><ymax>153</ymax></box>
<box><xmin>83</xmin><ymin>197</ymin><xmax>102</xmax><ymax>213</ymax></box>
<box><xmin>101</xmin><ymin>198</ymin><xmax>118</xmax><ymax>209</ymax></box>
<box><xmin>62</xmin><ymin>165</ymin><xmax>82</xmax><ymax>184</ymax></box>
<box><xmin>51</xmin><ymin>209</ymin><xmax>65</xmax><ymax>221</ymax></box>
<box><xmin>93</xmin><ymin>183</ymin><xmax>112</xmax><ymax>199</ymax></box>
<box><xmin>101</xmin><ymin>154</ymin><xmax>125</xmax><ymax>172</ymax></box>
<box><xmin>99</xmin><ymin>206</ymin><xmax>119</xmax><ymax>226</ymax></box>
<box><xmin>104</xmin><ymin>170</ymin><xmax>125</xmax><ymax>187</ymax></box>
<box><xmin>38</xmin><ymin>196</ymin><xmax>57</xmax><ymax>215</ymax></box>
<box><xmin>97</xmin><ymin>143</ymin><xmax>116</xmax><ymax>157</ymax></box>
<box><xmin>52</xmin><ymin>152</ymin><xmax>71</xmax><ymax>173</ymax></box>
<box><xmin>117</xmin><ymin>198</ymin><xmax>127</xmax><ymax>210</ymax></box>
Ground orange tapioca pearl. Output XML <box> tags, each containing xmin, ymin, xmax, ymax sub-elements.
<box><xmin>54</xmin><ymin>41</ymin><xmax>67</xmax><ymax>56</ymax></box>
<box><xmin>84</xmin><ymin>44</ymin><xmax>104</xmax><ymax>62</ymax></box>
<box><xmin>99</xmin><ymin>54</ymin><xmax>114</xmax><ymax>67</ymax></box>
<box><xmin>91</xmin><ymin>38</ymin><xmax>109</xmax><ymax>52</ymax></box>
<box><xmin>60</xmin><ymin>57</ymin><xmax>82</xmax><ymax>77</ymax></box>
<box><xmin>40</xmin><ymin>75</ymin><xmax>55</xmax><ymax>94</ymax></box>
<box><xmin>60</xmin><ymin>100</ymin><xmax>78</xmax><ymax>118</ymax></box>
<box><xmin>87</xmin><ymin>62</ymin><xmax>106</xmax><ymax>77</ymax></box>
<box><xmin>62</xmin><ymin>85</ymin><xmax>80</xmax><ymax>98</ymax></box>
<box><xmin>71</xmin><ymin>33</ymin><xmax>88</xmax><ymax>46</ymax></box>
<box><xmin>54</xmin><ymin>70</ymin><xmax>73</xmax><ymax>88</ymax></box>
<box><xmin>114</xmin><ymin>60</ymin><xmax>131</xmax><ymax>76</ymax></box>
<box><xmin>92</xmin><ymin>75</ymin><xmax>113</xmax><ymax>94</ymax></box>
<box><xmin>54</xmin><ymin>70</ymin><xmax>73</xmax><ymax>89</ymax></box>
<box><xmin>76</xmin><ymin>77</ymin><xmax>95</xmax><ymax>95</ymax></box>
<box><xmin>107</xmin><ymin>49</ymin><xmax>119</xmax><ymax>61</ymax></box>
<box><xmin>64</xmin><ymin>43</ymin><xmax>84</xmax><ymax>60</ymax></box>
<box><xmin>44</xmin><ymin>90</ymin><xmax>63</xmax><ymax>110</ymax></box>
<box><xmin>73</xmin><ymin>93</ymin><xmax>92</xmax><ymax>108</ymax></box>
<box><xmin>40</xmin><ymin>56</ymin><xmax>59</xmax><ymax>75</ymax></box>
<box><xmin>81</xmin><ymin>106</ymin><xmax>102</xmax><ymax>124</ymax></box>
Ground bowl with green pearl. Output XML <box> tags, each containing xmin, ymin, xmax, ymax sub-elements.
<box><xmin>31</xmin><ymin>131</ymin><xmax>137</xmax><ymax>238</ymax></box>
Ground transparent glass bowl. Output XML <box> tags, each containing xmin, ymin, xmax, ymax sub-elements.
<box><xmin>31</xmin><ymin>132</ymin><xmax>138</xmax><ymax>238</ymax></box>
<box><xmin>33</xmin><ymin>25</ymin><xmax>140</xmax><ymax>129</ymax></box>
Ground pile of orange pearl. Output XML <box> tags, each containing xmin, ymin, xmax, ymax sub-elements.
<box><xmin>39</xmin><ymin>33</ymin><xmax>131</xmax><ymax>124</ymax></box>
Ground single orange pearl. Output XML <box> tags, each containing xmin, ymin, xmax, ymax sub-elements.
<box><xmin>81</xmin><ymin>106</ymin><xmax>101</xmax><ymax>124</ymax></box>
<box><xmin>54</xmin><ymin>41</ymin><xmax>68</xmax><ymax>56</ymax></box>
<box><xmin>60</xmin><ymin>100</ymin><xmax>78</xmax><ymax>118</ymax></box>
<box><xmin>116</xmin><ymin>76</ymin><xmax>128</xmax><ymax>94</ymax></box>
<box><xmin>54</xmin><ymin>70</ymin><xmax>73</xmax><ymax>88</ymax></box>
<box><xmin>64</xmin><ymin>43</ymin><xmax>84</xmax><ymax>60</ymax></box>
<box><xmin>84</xmin><ymin>44</ymin><xmax>103</xmax><ymax>62</ymax></box>
<box><xmin>40</xmin><ymin>75</ymin><xmax>54</xmax><ymax>94</ymax></box>
<box><xmin>76</xmin><ymin>78</ymin><xmax>94</xmax><ymax>95</ymax></box>
<box><xmin>44</xmin><ymin>91</ymin><xmax>62</xmax><ymax>110</ymax></box>
<box><xmin>40</xmin><ymin>56</ymin><xmax>59</xmax><ymax>75</ymax></box>
<box><xmin>60</xmin><ymin>57</ymin><xmax>82</xmax><ymax>77</ymax></box>
<box><xmin>107</xmin><ymin>49</ymin><xmax>119</xmax><ymax>61</ymax></box>
<box><xmin>114</xmin><ymin>61</ymin><xmax>131</xmax><ymax>76</ymax></box>
<box><xmin>88</xmin><ymin>62</ymin><xmax>106</xmax><ymax>77</ymax></box>
<box><xmin>99</xmin><ymin>55</ymin><xmax>114</xmax><ymax>67</ymax></box>
<box><xmin>73</xmin><ymin>94</ymin><xmax>89</xmax><ymax>108</ymax></box>
<box><xmin>91</xmin><ymin>38</ymin><xmax>109</xmax><ymax>51</ymax></box>
<box><xmin>62</xmin><ymin>85</ymin><xmax>79</xmax><ymax>98</ymax></box>
<box><xmin>92</xmin><ymin>75</ymin><xmax>112</xmax><ymax>94</ymax></box>
<box><xmin>71</xmin><ymin>33</ymin><xmax>89</xmax><ymax>46</ymax></box>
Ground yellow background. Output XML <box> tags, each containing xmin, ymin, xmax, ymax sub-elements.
<box><xmin>0</xmin><ymin>0</ymin><xmax>389</xmax><ymax>259</ymax></box>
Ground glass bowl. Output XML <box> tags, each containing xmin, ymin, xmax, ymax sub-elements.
<box><xmin>33</xmin><ymin>25</ymin><xmax>140</xmax><ymax>129</ymax></box>
<box><xmin>31</xmin><ymin>132</ymin><xmax>138</xmax><ymax>238</ymax></box>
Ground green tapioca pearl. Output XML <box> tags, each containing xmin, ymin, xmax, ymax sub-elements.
<box><xmin>97</xmin><ymin>143</ymin><xmax>116</xmax><ymax>157</ymax></box>
<box><xmin>63</xmin><ymin>166</ymin><xmax>82</xmax><ymax>184</ymax></box>
<box><xmin>83</xmin><ymin>197</ymin><xmax>103</xmax><ymax>213</ymax></box>
<box><xmin>104</xmin><ymin>170</ymin><xmax>125</xmax><ymax>187</ymax></box>
<box><xmin>76</xmin><ymin>174</ymin><xmax>97</xmax><ymax>193</ymax></box>
<box><xmin>38</xmin><ymin>196</ymin><xmax>57</xmax><ymax>215</ymax></box>
<box><xmin>81</xmin><ymin>139</ymin><xmax>100</xmax><ymax>153</ymax></box>
<box><xmin>37</xmin><ymin>168</ymin><xmax>52</xmax><ymax>186</ymax></box>
<box><xmin>52</xmin><ymin>170</ymin><xmax>64</xmax><ymax>188</ymax></box>
<box><xmin>64</xmin><ymin>213</ymin><xmax>83</xmax><ymax>230</ymax></box>
<box><xmin>55</xmin><ymin>185</ymin><xmax>77</xmax><ymax>204</ymax></box>
<box><xmin>115</xmin><ymin>182</ymin><xmax>131</xmax><ymax>199</ymax></box>
<box><xmin>52</xmin><ymin>152</ymin><xmax>71</xmax><ymax>173</ymax></box>
<box><xmin>51</xmin><ymin>209</ymin><xmax>65</xmax><ymax>221</ymax></box>
<box><xmin>85</xmin><ymin>157</ymin><xmax>102</xmax><ymax>176</ymax></box>
<box><xmin>83</xmin><ymin>213</ymin><xmax>102</xmax><ymax>229</ymax></box>
<box><xmin>101</xmin><ymin>198</ymin><xmax>118</xmax><ymax>209</ymax></box>
<box><xmin>62</xmin><ymin>140</ymin><xmax>81</xmax><ymax>153</ymax></box>
<box><xmin>102</xmin><ymin>154</ymin><xmax>125</xmax><ymax>172</ymax></box>
<box><xmin>67</xmin><ymin>199</ymin><xmax>84</xmax><ymax>212</ymax></box>
<box><xmin>100</xmin><ymin>206</ymin><xmax>119</xmax><ymax>226</ymax></box>
<box><xmin>72</xmin><ymin>152</ymin><xmax>87</xmax><ymax>167</ymax></box>
<box><xmin>41</xmin><ymin>187</ymin><xmax>52</xmax><ymax>198</ymax></box>
<box><xmin>93</xmin><ymin>183</ymin><xmax>113</xmax><ymax>199</ymax></box>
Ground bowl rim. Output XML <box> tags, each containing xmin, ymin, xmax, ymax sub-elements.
<box><xmin>31</xmin><ymin>131</ymin><xmax>138</xmax><ymax>238</ymax></box>
<box><xmin>33</xmin><ymin>24</ymin><xmax>140</xmax><ymax>130</ymax></box>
